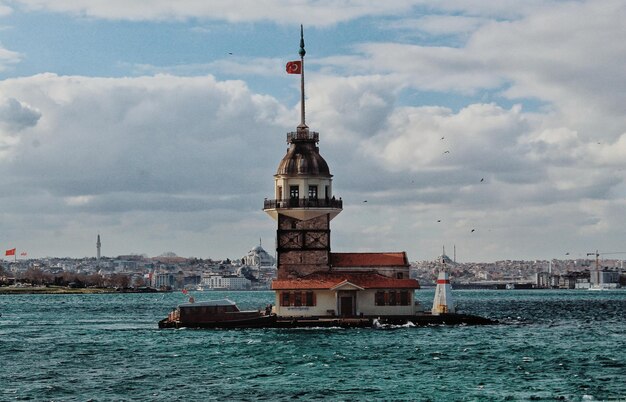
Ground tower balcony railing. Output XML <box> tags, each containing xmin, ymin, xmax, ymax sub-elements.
<box><xmin>264</xmin><ymin>197</ymin><xmax>342</xmax><ymax>210</ymax></box>
<box><xmin>287</xmin><ymin>131</ymin><xmax>319</xmax><ymax>142</ymax></box>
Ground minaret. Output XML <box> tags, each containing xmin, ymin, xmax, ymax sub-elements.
<box><xmin>96</xmin><ymin>234</ymin><xmax>101</xmax><ymax>261</ymax></box>
<box><xmin>263</xmin><ymin>26</ymin><xmax>342</xmax><ymax>280</ymax></box>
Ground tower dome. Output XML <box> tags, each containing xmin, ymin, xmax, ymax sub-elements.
<box><xmin>276</xmin><ymin>136</ymin><xmax>331</xmax><ymax>177</ymax></box>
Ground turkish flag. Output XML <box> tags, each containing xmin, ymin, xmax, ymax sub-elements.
<box><xmin>286</xmin><ymin>60</ymin><xmax>302</xmax><ymax>74</ymax></box>
<box><xmin>5</xmin><ymin>248</ymin><xmax>16</xmax><ymax>256</ymax></box>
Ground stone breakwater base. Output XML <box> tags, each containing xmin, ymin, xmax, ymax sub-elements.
<box><xmin>158</xmin><ymin>313</ymin><xmax>497</xmax><ymax>329</ymax></box>
<box><xmin>275</xmin><ymin>313</ymin><xmax>497</xmax><ymax>328</ymax></box>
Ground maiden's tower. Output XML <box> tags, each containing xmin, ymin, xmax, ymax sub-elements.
<box><xmin>158</xmin><ymin>29</ymin><xmax>496</xmax><ymax>330</ymax></box>
<box><xmin>264</xmin><ymin>27</ymin><xmax>421</xmax><ymax>319</ymax></box>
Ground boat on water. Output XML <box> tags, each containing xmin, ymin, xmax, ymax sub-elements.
<box><xmin>158</xmin><ymin>299</ymin><xmax>276</xmax><ymax>329</ymax></box>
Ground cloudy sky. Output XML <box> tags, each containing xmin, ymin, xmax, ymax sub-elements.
<box><xmin>0</xmin><ymin>1</ymin><xmax>625</xmax><ymax>262</ymax></box>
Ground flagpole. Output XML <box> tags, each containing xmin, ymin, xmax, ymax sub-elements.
<box><xmin>299</xmin><ymin>24</ymin><xmax>306</xmax><ymax>128</ymax></box>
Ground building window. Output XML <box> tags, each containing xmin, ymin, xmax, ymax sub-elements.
<box><xmin>290</xmin><ymin>186</ymin><xmax>299</xmax><ymax>199</ymax></box>
<box><xmin>396</xmin><ymin>272</ymin><xmax>403</xmax><ymax>279</ymax></box>
<box><xmin>375</xmin><ymin>291</ymin><xmax>385</xmax><ymax>306</ymax></box>
<box><xmin>277</xmin><ymin>186</ymin><xmax>283</xmax><ymax>200</ymax></box>
<box><xmin>281</xmin><ymin>291</ymin><xmax>316</xmax><ymax>307</ymax></box>
<box><xmin>308</xmin><ymin>185</ymin><xmax>318</xmax><ymax>199</ymax></box>
<box><xmin>388</xmin><ymin>291</ymin><xmax>397</xmax><ymax>306</ymax></box>
<box><xmin>375</xmin><ymin>290</ymin><xmax>411</xmax><ymax>306</ymax></box>
<box><xmin>281</xmin><ymin>292</ymin><xmax>290</xmax><ymax>306</ymax></box>
<box><xmin>400</xmin><ymin>291</ymin><xmax>410</xmax><ymax>306</ymax></box>
<box><xmin>306</xmin><ymin>291</ymin><xmax>314</xmax><ymax>306</ymax></box>
<box><xmin>294</xmin><ymin>292</ymin><xmax>302</xmax><ymax>307</ymax></box>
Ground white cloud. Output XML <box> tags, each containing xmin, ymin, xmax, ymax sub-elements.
<box><xmin>298</xmin><ymin>66</ymin><xmax>626</xmax><ymax>260</ymax></box>
<box><xmin>12</xmin><ymin>0</ymin><xmax>420</xmax><ymax>24</ymax></box>
<box><xmin>0</xmin><ymin>73</ymin><xmax>292</xmax><ymax>195</ymax></box>
<box><xmin>387</xmin><ymin>15</ymin><xmax>490</xmax><ymax>36</ymax></box>
<box><xmin>315</xmin><ymin>1</ymin><xmax>625</xmax><ymax>136</ymax></box>
<box><xmin>0</xmin><ymin>1</ymin><xmax>11</xmax><ymax>16</ymax></box>
<box><xmin>0</xmin><ymin>43</ymin><xmax>21</xmax><ymax>70</ymax></box>
<box><xmin>0</xmin><ymin>97</ymin><xmax>41</xmax><ymax>132</ymax></box>
<box><xmin>8</xmin><ymin>0</ymin><xmax>567</xmax><ymax>23</ymax></box>
<box><xmin>0</xmin><ymin>73</ymin><xmax>290</xmax><ymax>256</ymax></box>
<box><xmin>363</xmin><ymin>103</ymin><xmax>530</xmax><ymax>174</ymax></box>
<box><xmin>128</xmin><ymin>57</ymin><xmax>284</xmax><ymax>78</ymax></box>
<box><xmin>2</xmin><ymin>1</ymin><xmax>625</xmax><ymax>260</ymax></box>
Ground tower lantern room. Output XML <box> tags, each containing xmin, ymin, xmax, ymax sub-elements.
<box><xmin>264</xmin><ymin>125</ymin><xmax>342</xmax><ymax>222</ymax></box>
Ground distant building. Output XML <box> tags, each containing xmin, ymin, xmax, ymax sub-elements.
<box><xmin>242</xmin><ymin>241</ymin><xmax>275</xmax><ymax>267</ymax></box>
<box><xmin>536</xmin><ymin>272</ymin><xmax>551</xmax><ymax>288</ymax></box>
<box><xmin>590</xmin><ymin>269</ymin><xmax>621</xmax><ymax>289</ymax></box>
<box><xmin>200</xmin><ymin>274</ymin><xmax>251</xmax><ymax>290</ymax></box>
<box><xmin>151</xmin><ymin>272</ymin><xmax>174</xmax><ymax>289</ymax></box>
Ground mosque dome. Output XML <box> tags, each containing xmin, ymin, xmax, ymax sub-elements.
<box><xmin>243</xmin><ymin>242</ymin><xmax>276</xmax><ymax>267</ymax></box>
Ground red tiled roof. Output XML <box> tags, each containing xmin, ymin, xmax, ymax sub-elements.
<box><xmin>330</xmin><ymin>252</ymin><xmax>408</xmax><ymax>267</ymax></box>
<box><xmin>271</xmin><ymin>271</ymin><xmax>419</xmax><ymax>290</ymax></box>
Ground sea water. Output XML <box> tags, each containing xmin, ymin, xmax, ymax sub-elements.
<box><xmin>1</xmin><ymin>290</ymin><xmax>624</xmax><ymax>401</ymax></box>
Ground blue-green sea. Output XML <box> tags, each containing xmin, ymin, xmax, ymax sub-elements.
<box><xmin>1</xmin><ymin>289</ymin><xmax>624</xmax><ymax>401</ymax></box>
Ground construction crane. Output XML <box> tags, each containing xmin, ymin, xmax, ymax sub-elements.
<box><xmin>586</xmin><ymin>250</ymin><xmax>626</xmax><ymax>270</ymax></box>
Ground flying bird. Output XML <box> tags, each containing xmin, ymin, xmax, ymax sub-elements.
<box><xmin>437</xmin><ymin>220</ymin><xmax>441</xmax><ymax>223</ymax></box>
<box><xmin>565</xmin><ymin>252</ymin><xmax>570</xmax><ymax>255</ymax></box>
<box><xmin>471</xmin><ymin>229</ymin><xmax>475</xmax><ymax>233</ymax></box>
<box><xmin>441</xmin><ymin>136</ymin><xmax>445</xmax><ymax>140</ymax></box>
<box><xmin>228</xmin><ymin>52</ymin><xmax>233</xmax><ymax>55</ymax></box>
<box><xmin>480</xmin><ymin>178</ymin><xmax>484</xmax><ymax>182</ymax></box>
<box><xmin>363</xmin><ymin>200</ymin><xmax>368</xmax><ymax>203</ymax></box>
<box><xmin>443</xmin><ymin>150</ymin><xmax>450</xmax><ymax>154</ymax></box>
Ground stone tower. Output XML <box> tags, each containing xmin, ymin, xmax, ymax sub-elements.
<box><xmin>263</xmin><ymin>26</ymin><xmax>342</xmax><ymax>279</ymax></box>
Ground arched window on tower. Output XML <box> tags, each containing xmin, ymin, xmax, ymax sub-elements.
<box><xmin>290</xmin><ymin>186</ymin><xmax>299</xmax><ymax>199</ymax></box>
<box><xmin>290</xmin><ymin>186</ymin><xmax>299</xmax><ymax>207</ymax></box>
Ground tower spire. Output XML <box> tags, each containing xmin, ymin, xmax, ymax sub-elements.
<box><xmin>299</xmin><ymin>24</ymin><xmax>307</xmax><ymax>129</ymax></box>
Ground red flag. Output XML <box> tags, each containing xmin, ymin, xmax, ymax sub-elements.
<box><xmin>5</xmin><ymin>248</ymin><xmax>16</xmax><ymax>256</ymax></box>
<box><xmin>286</xmin><ymin>60</ymin><xmax>301</xmax><ymax>74</ymax></box>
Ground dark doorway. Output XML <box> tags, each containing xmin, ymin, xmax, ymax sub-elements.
<box><xmin>340</xmin><ymin>296</ymin><xmax>353</xmax><ymax>317</ymax></box>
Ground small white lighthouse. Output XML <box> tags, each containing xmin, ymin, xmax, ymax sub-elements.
<box><xmin>431</xmin><ymin>269</ymin><xmax>455</xmax><ymax>315</ymax></box>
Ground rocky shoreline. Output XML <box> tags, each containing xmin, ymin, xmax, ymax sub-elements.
<box><xmin>0</xmin><ymin>286</ymin><xmax>164</xmax><ymax>295</ymax></box>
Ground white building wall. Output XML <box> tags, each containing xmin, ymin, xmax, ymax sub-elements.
<box><xmin>152</xmin><ymin>273</ymin><xmax>173</xmax><ymax>288</ymax></box>
<box><xmin>274</xmin><ymin>290</ymin><xmax>336</xmax><ymax>317</ymax></box>
<box><xmin>356</xmin><ymin>289</ymin><xmax>415</xmax><ymax>316</ymax></box>
<box><xmin>275</xmin><ymin>177</ymin><xmax>333</xmax><ymax>200</ymax></box>
<box><xmin>201</xmin><ymin>274</ymin><xmax>251</xmax><ymax>290</ymax></box>
<box><xmin>274</xmin><ymin>289</ymin><xmax>416</xmax><ymax>317</ymax></box>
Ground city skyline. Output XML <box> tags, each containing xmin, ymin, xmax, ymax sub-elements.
<box><xmin>0</xmin><ymin>1</ymin><xmax>625</xmax><ymax>261</ymax></box>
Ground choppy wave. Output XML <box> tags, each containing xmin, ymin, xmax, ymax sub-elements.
<box><xmin>0</xmin><ymin>289</ymin><xmax>625</xmax><ymax>400</ymax></box>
